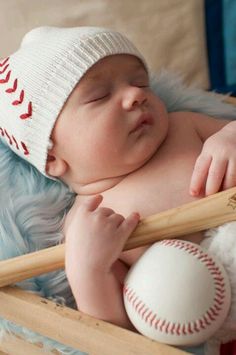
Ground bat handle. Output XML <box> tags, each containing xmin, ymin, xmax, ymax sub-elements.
<box><xmin>1</xmin><ymin>187</ymin><xmax>236</xmax><ymax>287</ymax></box>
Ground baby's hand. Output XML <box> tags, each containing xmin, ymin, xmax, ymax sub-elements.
<box><xmin>190</xmin><ymin>123</ymin><xmax>236</xmax><ymax>196</ymax></box>
<box><xmin>64</xmin><ymin>195</ymin><xmax>140</xmax><ymax>274</ymax></box>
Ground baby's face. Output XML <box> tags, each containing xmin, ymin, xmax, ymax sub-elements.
<box><xmin>49</xmin><ymin>54</ymin><xmax>169</xmax><ymax>190</ymax></box>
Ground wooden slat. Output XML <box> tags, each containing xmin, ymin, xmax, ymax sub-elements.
<box><xmin>223</xmin><ymin>95</ymin><xmax>236</xmax><ymax>105</ymax></box>
<box><xmin>0</xmin><ymin>332</ymin><xmax>57</xmax><ymax>355</ymax></box>
<box><xmin>0</xmin><ymin>287</ymin><xmax>190</xmax><ymax>355</ymax></box>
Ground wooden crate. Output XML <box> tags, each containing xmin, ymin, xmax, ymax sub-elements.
<box><xmin>0</xmin><ymin>287</ymin><xmax>190</xmax><ymax>355</ymax></box>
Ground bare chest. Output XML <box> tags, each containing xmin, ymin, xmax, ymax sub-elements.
<box><xmin>101</xmin><ymin>119</ymin><xmax>205</xmax><ymax>265</ymax></box>
<box><xmin>101</xmin><ymin>119</ymin><xmax>204</xmax><ymax>265</ymax></box>
<box><xmin>101</xmin><ymin>120</ymin><xmax>203</xmax><ymax>218</ymax></box>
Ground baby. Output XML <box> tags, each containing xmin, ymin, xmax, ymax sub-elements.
<box><xmin>0</xmin><ymin>26</ymin><xmax>236</xmax><ymax>331</ymax></box>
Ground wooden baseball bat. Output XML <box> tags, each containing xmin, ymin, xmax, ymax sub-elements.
<box><xmin>0</xmin><ymin>187</ymin><xmax>236</xmax><ymax>287</ymax></box>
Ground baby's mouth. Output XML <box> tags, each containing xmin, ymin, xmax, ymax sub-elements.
<box><xmin>129</xmin><ymin>112</ymin><xmax>153</xmax><ymax>134</ymax></box>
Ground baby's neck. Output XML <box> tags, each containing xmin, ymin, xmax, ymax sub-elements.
<box><xmin>71</xmin><ymin>175</ymin><xmax>127</xmax><ymax>195</ymax></box>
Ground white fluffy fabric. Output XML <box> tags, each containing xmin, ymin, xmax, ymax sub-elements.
<box><xmin>201</xmin><ymin>223</ymin><xmax>236</xmax><ymax>354</ymax></box>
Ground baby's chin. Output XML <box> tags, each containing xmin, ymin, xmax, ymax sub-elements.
<box><xmin>128</xmin><ymin>146</ymin><xmax>159</xmax><ymax>173</ymax></box>
<box><xmin>142</xmin><ymin>136</ymin><xmax>163</xmax><ymax>160</ymax></box>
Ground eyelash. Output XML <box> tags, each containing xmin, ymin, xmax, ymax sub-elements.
<box><xmin>88</xmin><ymin>82</ymin><xmax>150</xmax><ymax>103</ymax></box>
<box><xmin>90</xmin><ymin>94</ymin><xmax>109</xmax><ymax>102</ymax></box>
<box><xmin>136</xmin><ymin>84</ymin><xmax>149</xmax><ymax>88</ymax></box>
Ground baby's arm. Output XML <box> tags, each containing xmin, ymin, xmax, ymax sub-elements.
<box><xmin>64</xmin><ymin>194</ymin><xmax>139</xmax><ymax>328</ymax></box>
<box><xmin>189</xmin><ymin>113</ymin><xmax>236</xmax><ymax>196</ymax></box>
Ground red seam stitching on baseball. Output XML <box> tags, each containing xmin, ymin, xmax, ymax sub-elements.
<box><xmin>214</xmin><ymin>303</ymin><xmax>222</xmax><ymax>311</ymax></box>
<box><xmin>132</xmin><ymin>295</ymin><xmax>139</xmax><ymax>308</ymax></box>
<box><xmin>210</xmin><ymin>307</ymin><xmax>218</xmax><ymax>319</ymax></box>
<box><xmin>159</xmin><ymin>319</ymin><xmax>166</xmax><ymax>332</ymax></box>
<box><xmin>203</xmin><ymin>315</ymin><xmax>211</xmax><ymax>326</ymax></box>
<box><xmin>145</xmin><ymin>310</ymin><xmax>153</xmax><ymax>322</ymax></box>
<box><xmin>214</xmin><ymin>277</ymin><xmax>224</xmax><ymax>282</ymax></box>
<box><xmin>154</xmin><ymin>318</ymin><xmax>160</xmax><ymax>329</ymax></box>
<box><xmin>207</xmin><ymin>310</ymin><xmax>216</xmax><ymax>321</ymax></box>
<box><xmin>170</xmin><ymin>322</ymin><xmax>175</xmax><ymax>334</ymax></box>
<box><xmin>129</xmin><ymin>290</ymin><xmax>136</xmax><ymax>302</ymax></box>
<box><xmin>165</xmin><ymin>321</ymin><xmax>170</xmax><ymax>334</ymax></box>
<box><xmin>150</xmin><ymin>313</ymin><xmax>156</xmax><ymax>326</ymax></box>
<box><xmin>135</xmin><ymin>300</ymin><xmax>142</xmax><ymax>311</ymax></box>
<box><xmin>137</xmin><ymin>302</ymin><xmax>145</xmax><ymax>315</ymax></box>
<box><xmin>124</xmin><ymin>239</ymin><xmax>227</xmax><ymax>336</ymax></box>
<box><xmin>188</xmin><ymin>323</ymin><xmax>193</xmax><ymax>334</ymax></box>
<box><xmin>126</xmin><ymin>288</ymin><xmax>134</xmax><ymax>301</ymax></box>
<box><xmin>141</xmin><ymin>307</ymin><xmax>149</xmax><ymax>319</ymax></box>
<box><xmin>194</xmin><ymin>321</ymin><xmax>200</xmax><ymax>332</ymax></box>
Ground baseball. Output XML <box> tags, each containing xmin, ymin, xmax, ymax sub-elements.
<box><xmin>123</xmin><ymin>239</ymin><xmax>231</xmax><ymax>346</ymax></box>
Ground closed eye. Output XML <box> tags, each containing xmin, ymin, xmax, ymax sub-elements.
<box><xmin>131</xmin><ymin>70</ymin><xmax>149</xmax><ymax>88</ymax></box>
<box><xmin>88</xmin><ymin>93</ymin><xmax>109</xmax><ymax>103</ymax></box>
<box><xmin>136</xmin><ymin>84</ymin><xmax>149</xmax><ymax>88</ymax></box>
<box><xmin>92</xmin><ymin>94</ymin><xmax>108</xmax><ymax>101</ymax></box>
<box><xmin>132</xmin><ymin>79</ymin><xmax>150</xmax><ymax>88</ymax></box>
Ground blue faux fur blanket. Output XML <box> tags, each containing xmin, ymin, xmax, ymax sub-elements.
<box><xmin>1</xmin><ymin>72</ymin><xmax>236</xmax><ymax>354</ymax></box>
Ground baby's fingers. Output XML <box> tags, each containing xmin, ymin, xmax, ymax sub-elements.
<box><xmin>222</xmin><ymin>161</ymin><xmax>236</xmax><ymax>190</ymax></box>
<box><xmin>190</xmin><ymin>155</ymin><xmax>212</xmax><ymax>196</ymax></box>
<box><xmin>205</xmin><ymin>158</ymin><xmax>228</xmax><ymax>195</ymax></box>
<box><xmin>120</xmin><ymin>212</ymin><xmax>140</xmax><ymax>241</ymax></box>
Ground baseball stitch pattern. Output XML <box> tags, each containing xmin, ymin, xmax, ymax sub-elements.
<box><xmin>124</xmin><ymin>239</ymin><xmax>226</xmax><ymax>336</ymax></box>
<box><xmin>0</xmin><ymin>57</ymin><xmax>31</xmax><ymax>155</ymax></box>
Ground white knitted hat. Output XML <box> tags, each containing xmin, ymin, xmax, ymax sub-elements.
<box><xmin>0</xmin><ymin>26</ymin><xmax>146</xmax><ymax>177</ymax></box>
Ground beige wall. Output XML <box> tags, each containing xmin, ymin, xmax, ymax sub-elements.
<box><xmin>0</xmin><ymin>0</ymin><xmax>209</xmax><ymax>88</ymax></box>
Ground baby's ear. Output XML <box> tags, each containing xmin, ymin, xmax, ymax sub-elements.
<box><xmin>46</xmin><ymin>151</ymin><xmax>67</xmax><ymax>177</ymax></box>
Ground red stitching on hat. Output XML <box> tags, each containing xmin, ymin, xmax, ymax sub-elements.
<box><xmin>0</xmin><ymin>70</ymin><xmax>11</xmax><ymax>84</ymax></box>
<box><xmin>6</xmin><ymin>78</ymin><xmax>18</xmax><ymax>93</ymax></box>
<box><xmin>0</xmin><ymin>125</ymin><xmax>29</xmax><ymax>155</ymax></box>
<box><xmin>0</xmin><ymin>57</ymin><xmax>9</xmax><ymax>67</ymax></box>
<box><xmin>12</xmin><ymin>90</ymin><xmax>24</xmax><ymax>105</ymax></box>
<box><xmin>20</xmin><ymin>102</ymin><xmax>32</xmax><ymax>119</ymax></box>
<box><xmin>0</xmin><ymin>57</ymin><xmax>33</xmax><ymax>120</ymax></box>
<box><xmin>21</xmin><ymin>142</ymin><xmax>29</xmax><ymax>155</ymax></box>
<box><xmin>0</xmin><ymin>58</ymin><xmax>9</xmax><ymax>69</ymax></box>
<box><xmin>12</xmin><ymin>135</ymin><xmax>19</xmax><ymax>150</ymax></box>
<box><xmin>0</xmin><ymin>64</ymin><xmax>9</xmax><ymax>75</ymax></box>
<box><xmin>4</xmin><ymin>129</ymin><xmax>12</xmax><ymax>145</ymax></box>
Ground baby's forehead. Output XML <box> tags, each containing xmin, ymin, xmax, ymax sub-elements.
<box><xmin>81</xmin><ymin>54</ymin><xmax>147</xmax><ymax>84</ymax></box>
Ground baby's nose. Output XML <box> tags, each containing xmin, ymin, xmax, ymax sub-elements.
<box><xmin>122</xmin><ymin>87</ymin><xmax>147</xmax><ymax>111</ymax></box>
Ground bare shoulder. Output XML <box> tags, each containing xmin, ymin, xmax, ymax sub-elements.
<box><xmin>169</xmin><ymin>111</ymin><xmax>230</xmax><ymax>139</ymax></box>
<box><xmin>169</xmin><ymin>111</ymin><xmax>227</xmax><ymax>124</ymax></box>
<box><xmin>167</xmin><ymin>111</ymin><xmax>201</xmax><ymax>136</ymax></box>
<box><xmin>168</xmin><ymin>111</ymin><xmax>206</xmax><ymax>130</ymax></box>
